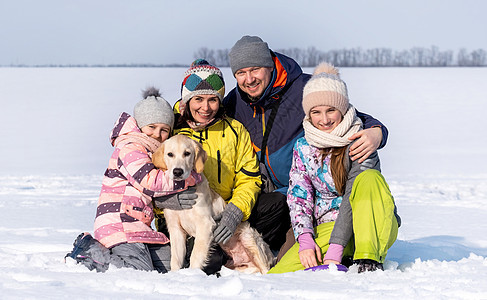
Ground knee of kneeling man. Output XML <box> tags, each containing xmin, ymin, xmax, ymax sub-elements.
<box><xmin>355</xmin><ymin>169</ymin><xmax>384</xmax><ymax>184</ymax></box>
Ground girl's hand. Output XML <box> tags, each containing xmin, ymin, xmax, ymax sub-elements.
<box><xmin>299</xmin><ymin>243</ymin><xmax>322</xmax><ymax>269</ymax></box>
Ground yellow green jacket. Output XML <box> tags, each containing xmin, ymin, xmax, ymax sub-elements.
<box><xmin>174</xmin><ymin>116</ymin><xmax>261</xmax><ymax>221</ymax></box>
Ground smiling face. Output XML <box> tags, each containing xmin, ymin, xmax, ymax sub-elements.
<box><xmin>309</xmin><ymin>105</ymin><xmax>343</xmax><ymax>133</ymax></box>
<box><xmin>188</xmin><ymin>94</ymin><xmax>220</xmax><ymax>124</ymax></box>
<box><xmin>234</xmin><ymin>67</ymin><xmax>273</xmax><ymax>101</ymax></box>
<box><xmin>140</xmin><ymin>123</ymin><xmax>171</xmax><ymax>143</ymax></box>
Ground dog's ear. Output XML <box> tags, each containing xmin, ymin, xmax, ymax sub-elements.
<box><xmin>192</xmin><ymin>140</ymin><xmax>207</xmax><ymax>174</ymax></box>
<box><xmin>152</xmin><ymin>143</ymin><xmax>167</xmax><ymax>171</ymax></box>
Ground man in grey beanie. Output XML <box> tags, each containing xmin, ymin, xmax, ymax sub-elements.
<box><xmin>223</xmin><ymin>35</ymin><xmax>389</xmax><ymax>259</ymax></box>
<box><xmin>228</xmin><ymin>36</ymin><xmax>275</xmax><ymax>101</ymax></box>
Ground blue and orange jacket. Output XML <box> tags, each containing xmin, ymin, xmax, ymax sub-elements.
<box><xmin>223</xmin><ymin>52</ymin><xmax>388</xmax><ymax>194</ymax></box>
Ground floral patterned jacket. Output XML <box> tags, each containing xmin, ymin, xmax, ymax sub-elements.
<box><xmin>288</xmin><ymin>136</ymin><xmax>401</xmax><ymax>247</ymax></box>
<box><xmin>287</xmin><ymin>137</ymin><xmax>342</xmax><ymax>239</ymax></box>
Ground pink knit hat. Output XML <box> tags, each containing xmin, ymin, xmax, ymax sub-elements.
<box><xmin>302</xmin><ymin>62</ymin><xmax>349</xmax><ymax>117</ymax></box>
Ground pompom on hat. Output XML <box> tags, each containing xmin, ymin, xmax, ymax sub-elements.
<box><xmin>133</xmin><ymin>87</ymin><xmax>175</xmax><ymax>129</ymax></box>
<box><xmin>228</xmin><ymin>35</ymin><xmax>274</xmax><ymax>74</ymax></box>
<box><xmin>180</xmin><ymin>59</ymin><xmax>225</xmax><ymax>107</ymax></box>
<box><xmin>302</xmin><ymin>62</ymin><xmax>350</xmax><ymax>118</ymax></box>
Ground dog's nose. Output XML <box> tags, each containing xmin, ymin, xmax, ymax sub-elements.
<box><xmin>173</xmin><ymin>168</ymin><xmax>183</xmax><ymax>178</ymax></box>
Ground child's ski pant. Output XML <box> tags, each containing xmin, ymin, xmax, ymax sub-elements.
<box><xmin>268</xmin><ymin>169</ymin><xmax>398</xmax><ymax>274</ymax></box>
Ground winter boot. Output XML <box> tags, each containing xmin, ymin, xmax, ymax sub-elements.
<box><xmin>341</xmin><ymin>256</ymin><xmax>354</xmax><ymax>268</ymax></box>
<box><xmin>65</xmin><ymin>232</ymin><xmax>110</xmax><ymax>272</ymax></box>
<box><xmin>355</xmin><ymin>259</ymin><xmax>384</xmax><ymax>273</ymax></box>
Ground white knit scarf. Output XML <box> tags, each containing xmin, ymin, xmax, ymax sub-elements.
<box><xmin>303</xmin><ymin>105</ymin><xmax>363</xmax><ymax>149</ymax></box>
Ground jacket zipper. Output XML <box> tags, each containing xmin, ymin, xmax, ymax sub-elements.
<box><xmin>217</xmin><ymin>150</ymin><xmax>221</xmax><ymax>184</ymax></box>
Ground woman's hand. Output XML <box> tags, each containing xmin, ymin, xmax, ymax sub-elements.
<box><xmin>299</xmin><ymin>243</ymin><xmax>322</xmax><ymax>269</ymax></box>
<box><xmin>348</xmin><ymin>127</ymin><xmax>382</xmax><ymax>163</ymax></box>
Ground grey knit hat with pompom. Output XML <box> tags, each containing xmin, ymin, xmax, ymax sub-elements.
<box><xmin>133</xmin><ymin>87</ymin><xmax>174</xmax><ymax>129</ymax></box>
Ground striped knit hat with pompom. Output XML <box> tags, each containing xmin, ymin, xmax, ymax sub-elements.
<box><xmin>180</xmin><ymin>59</ymin><xmax>225</xmax><ymax>107</ymax></box>
<box><xmin>302</xmin><ymin>62</ymin><xmax>349</xmax><ymax>118</ymax></box>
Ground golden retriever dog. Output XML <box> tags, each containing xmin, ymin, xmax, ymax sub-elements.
<box><xmin>152</xmin><ymin>134</ymin><xmax>275</xmax><ymax>274</ymax></box>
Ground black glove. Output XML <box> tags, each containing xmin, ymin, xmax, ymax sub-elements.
<box><xmin>153</xmin><ymin>186</ymin><xmax>198</xmax><ymax>210</ymax></box>
<box><xmin>213</xmin><ymin>203</ymin><xmax>243</xmax><ymax>244</ymax></box>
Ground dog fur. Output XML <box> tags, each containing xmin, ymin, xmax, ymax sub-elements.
<box><xmin>152</xmin><ymin>134</ymin><xmax>275</xmax><ymax>274</ymax></box>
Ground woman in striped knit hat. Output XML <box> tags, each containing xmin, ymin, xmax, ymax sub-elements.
<box><xmin>153</xmin><ymin>59</ymin><xmax>262</xmax><ymax>275</ymax></box>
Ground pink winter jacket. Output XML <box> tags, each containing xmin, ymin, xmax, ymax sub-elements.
<box><xmin>94</xmin><ymin>112</ymin><xmax>201</xmax><ymax>248</ymax></box>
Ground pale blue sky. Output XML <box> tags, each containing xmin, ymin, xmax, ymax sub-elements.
<box><xmin>1</xmin><ymin>0</ymin><xmax>485</xmax><ymax>65</ymax></box>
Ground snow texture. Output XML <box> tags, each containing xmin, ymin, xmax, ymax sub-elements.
<box><xmin>0</xmin><ymin>67</ymin><xmax>486</xmax><ymax>299</ymax></box>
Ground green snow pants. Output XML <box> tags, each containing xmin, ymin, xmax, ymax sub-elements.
<box><xmin>268</xmin><ymin>169</ymin><xmax>398</xmax><ymax>274</ymax></box>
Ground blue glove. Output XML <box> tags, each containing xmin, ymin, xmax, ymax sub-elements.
<box><xmin>153</xmin><ymin>186</ymin><xmax>198</xmax><ymax>210</ymax></box>
<box><xmin>213</xmin><ymin>203</ymin><xmax>243</xmax><ymax>244</ymax></box>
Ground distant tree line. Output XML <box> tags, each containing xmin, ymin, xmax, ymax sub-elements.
<box><xmin>3</xmin><ymin>46</ymin><xmax>485</xmax><ymax>67</ymax></box>
<box><xmin>194</xmin><ymin>46</ymin><xmax>487</xmax><ymax>67</ymax></box>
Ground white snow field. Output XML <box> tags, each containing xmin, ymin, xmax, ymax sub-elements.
<box><xmin>0</xmin><ymin>67</ymin><xmax>486</xmax><ymax>299</ymax></box>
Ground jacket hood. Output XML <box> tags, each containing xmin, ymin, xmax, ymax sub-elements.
<box><xmin>110</xmin><ymin>112</ymin><xmax>142</xmax><ymax>146</ymax></box>
<box><xmin>238</xmin><ymin>51</ymin><xmax>303</xmax><ymax>108</ymax></box>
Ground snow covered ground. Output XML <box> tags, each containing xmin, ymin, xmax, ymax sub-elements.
<box><xmin>0</xmin><ymin>67</ymin><xmax>486</xmax><ymax>299</ymax></box>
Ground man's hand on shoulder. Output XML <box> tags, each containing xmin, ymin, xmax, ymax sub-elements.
<box><xmin>348</xmin><ymin>127</ymin><xmax>382</xmax><ymax>163</ymax></box>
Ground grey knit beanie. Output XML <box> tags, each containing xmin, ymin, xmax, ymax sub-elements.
<box><xmin>133</xmin><ymin>87</ymin><xmax>175</xmax><ymax>129</ymax></box>
<box><xmin>228</xmin><ymin>35</ymin><xmax>274</xmax><ymax>74</ymax></box>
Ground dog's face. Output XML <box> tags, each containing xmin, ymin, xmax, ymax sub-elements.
<box><xmin>152</xmin><ymin>135</ymin><xmax>207</xmax><ymax>180</ymax></box>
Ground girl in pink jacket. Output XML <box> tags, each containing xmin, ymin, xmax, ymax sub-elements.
<box><xmin>66</xmin><ymin>88</ymin><xmax>201</xmax><ymax>273</ymax></box>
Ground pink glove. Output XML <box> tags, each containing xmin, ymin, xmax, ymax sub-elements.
<box><xmin>298</xmin><ymin>233</ymin><xmax>315</xmax><ymax>252</ymax></box>
<box><xmin>324</xmin><ymin>243</ymin><xmax>344</xmax><ymax>263</ymax></box>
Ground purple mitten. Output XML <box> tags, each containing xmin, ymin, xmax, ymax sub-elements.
<box><xmin>323</xmin><ymin>243</ymin><xmax>344</xmax><ymax>263</ymax></box>
<box><xmin>298</xmin><ymin>233</ymin><xmax>315</xmax><ymax>252</ymax></box>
